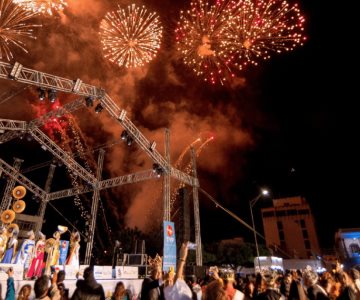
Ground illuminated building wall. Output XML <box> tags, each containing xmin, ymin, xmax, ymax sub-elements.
<box><xmin>261</xmin><ymin>196</ymin><xmax>320</xmax><ymax>259</ymax></box>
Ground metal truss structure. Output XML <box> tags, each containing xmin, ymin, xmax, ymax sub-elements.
<box><xmin>0</xmin><ymin>61</ymin><xmax>202</xmax><ymax>265</ymax></box>
<box><xmin>0</xmin><ymin>158</ymin><xmax>23</xmax><ymax>211</ymax></box>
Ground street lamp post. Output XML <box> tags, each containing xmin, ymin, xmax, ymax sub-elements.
<box><xmin>249</xmin><ymin>189</ymin><xmax>269</xmax><ymax>273</ymax></box>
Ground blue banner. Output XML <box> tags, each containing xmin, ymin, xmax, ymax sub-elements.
<box><xmin>163</xmin><ymin>221</ymin><xmax>177</xmax><ymax>272</ymax></box>
<box><xmin>59</xmin><ymin>240</ymin><xmax>69</xmax><ymax>265</ymax></box>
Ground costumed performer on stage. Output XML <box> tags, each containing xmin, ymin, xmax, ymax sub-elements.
<box><xmin>1</xmin><ymin>228</ymin><xmax>18</xmax><ymax>263</ymax></box>
<box><xmin>0</xmin><ymin>227</ymin><xmax>8</xmax><ymax>261</ymax></box>
<box><xmin>44</xmin><ymin>229</ymin><xmax>62</xmax><ymax>276</ymax></box>
<box><xmin>14</xmin><ymin>230</ymin><xmax>36</xmax><ymax>277</ymax></box>
<box><xmin>66</xmin><ymin>231</ymin><xmax>80</xmax><ymax>272</ymax></box>
<box><xmin>27</xmin><ymin>232</ymin><xmax>46</xmax><ymax>279</ymax></box>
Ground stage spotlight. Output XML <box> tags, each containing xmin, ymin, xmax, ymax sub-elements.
<box><xmin>85</xmin><ymin>96</ymin><xmax>94</xmax><ymax>107</ymax></box>
<box><xmin>38</xmin><ymin>88</ymin><xmax>46</xmax><ymax>101</ymax></box>
<box><xmin>152</xmin><ymin>163</ymin><xmax>164</xmax><ymax>177</ymax></box>
<box><xmin>48</xmin><ymin>89</ymin><xmax>57</xmax><ymax>103</ymax></box>
<box><xmin>121</xmin><ymin>130</ymin><xmax>128</xmax><ymax>140</ymax></box>
<box><xmin>127</xmin><ymin>137</ymin><xmax>133</xmax><ymax>146</ymax></box>
<box><xmin>95</xmin><ymin>103</ymin><xmax>104</xmax><ymax>113</ymax></box>
<box><xmin>25</xmin><ymin>133</ymin><xmax>33</xmax><ymax>142</ymax></box>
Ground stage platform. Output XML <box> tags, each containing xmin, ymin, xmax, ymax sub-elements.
<box><xmin>0</xmin><ymin>278</ymin><xmax>143</xmax><ymax>299</ymax></box>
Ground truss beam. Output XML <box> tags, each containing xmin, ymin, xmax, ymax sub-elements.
<box><xmin>0</xmin><ymin>158</ymin><xmax>47</xmax><ymax>198</ymax></box>
<box><xmin>0</xmin><ymin>61</ymin><xmax>103</xmax><ymax>98</ymax></box>
<box><xmin>47</xmin><ymin>169</ymin><xmax>160</xmax><ymax>201</ymax></box>
<box><xmin>0</xmin><ymin>99</ymin><xmax>85</xmax><ymax>144</ymax></box>
<box><xmin>0</xmin><ymin>119</ymin><xmax>26</xmax><ymax>131</ymax></box>
<box><xmin>1</xmin><ymin>61</ymin><xmax>198</xmax><ymax>187</ymax></box>
<box><xmin>29</xmin><ymin>128</ymin><xmax>97</xmax><ymax>185</ymax></box>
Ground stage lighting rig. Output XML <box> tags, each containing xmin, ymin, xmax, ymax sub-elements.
<box><xmin>95</xmin><ymin>103</ymin><xmax>104</xmax><ymax>113</ymax></box>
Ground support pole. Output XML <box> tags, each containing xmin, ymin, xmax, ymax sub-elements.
<box><xmin>0</xmin><ymin>158</ymin><xmax>23</xmax><ymax>212</ymax></box>
<box><xmin>85</xmin><ymin>149</ymin><xmax>105</xmax><ymax>264</ymax></box>
<box><xmin>163</xmin><ymin>128</ymin><xmax>171</xmax><ymax>221</ymax></box>
<box><xmin>190</xmin><ymin>148</ymin><xmax>202</xmax><ymax>266</ymax></box>
<box><xmin>34</xmin><ymin>164</ymin><xmax>56</xmax><ymax>235</ymax></box>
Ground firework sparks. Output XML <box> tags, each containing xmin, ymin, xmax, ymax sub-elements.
<box><xmin>226</xmin><ymin>0</ymin><xmax>306</xmax><ymax>69</ymax></box>
<box><xmin>0</xmin><ymin>0</ymin><xmax>40</xmax><ymax>61</ymax></box>
<box><xmin>99</xmin><ymin>4</ymin><xmax>163</xmax><ymax>68</ymax></box>
<box><xmin>13</xmin><ymin>0</ymin><xmax>67</xmax><ymax>16</ymax></box>
<box><xmin>170</xmin><ymin>136</ymin><xmax>214</xmax><ymax>210</ymax></box>
<box><xmin>175</xmin><ymin>0</ymin><xmax>239</xmax><ymax>85</ymax></box>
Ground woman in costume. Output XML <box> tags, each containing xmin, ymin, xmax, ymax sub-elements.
<box><xmin>66</xmin><ymin>231</ymin><xmax>80</xmax><ymax>272</ymax></box>
<box><xmin>14</xmin><ymin>230</ymin><xmax>35</xmax><ymax>276</ymax></box>
<box><xmin>45</xmin><ymin>227</ymin><xmax>66</xmax><ymax>275</ymax></box>
<box><xmin>1</xmin><ymin>228</ymin><xmax>18</xmax><ymax>263</ymax></box>
<box><xmin>26</xmin><ymin>232</ymin><xmax>46</xmax><ymax>279</ymax></box>
<box><xmin>0</xmin><ymin>227</ymin><xmax>8</xmax><ymax>261</ymax></box>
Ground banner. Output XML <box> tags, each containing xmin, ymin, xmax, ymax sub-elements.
<box><xmin>163</xmin><ymin>221</ymin><xmax>177</xmax><ymax>272</ymax></box>
<box><xmin>59</xmin><ymin>240</ymin><xmax>69</xmax><ymax>265</ymax></box>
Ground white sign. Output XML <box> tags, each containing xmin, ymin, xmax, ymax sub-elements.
<box><xmin>115</xmin><ymin>266</ymin><xmax>138</xmax><ymax>279</ymax></box>
<box><xmin>0</xmin><ymin>264</ymin><xmax>23</xmax><ymax>280</ymax></box>
<box><xmin>94</xmin><ymin>265</ymin><xmax>113</xmax><ymax>279</ymax></box>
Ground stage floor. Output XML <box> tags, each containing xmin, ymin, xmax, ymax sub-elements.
<box><xmin>0</xmin><ymin>278</ymin><xmax>143</xmax><ymax>299</ymax></box>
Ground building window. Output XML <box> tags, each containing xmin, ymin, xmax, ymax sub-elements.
<box><xmin>300</xmin><ymin>219</ymin><xmax>306</xmax><ymax>228</ymax></box>
<box><xmin>302</xmin><ymin>229</ymin><xmax>309</xmax><ymax>239</ymax></box>
<box><xmin>305</xmin><ymin>240</ymin><xmax>311</xmax><ymax>249</ymax></box>
<box><xmin>277</xmin><ymin>221</ymin><xmax>283</xmax><ymax>230</ymax></box>
<box><xmin>287</xmin><ymin>209</ymin><xmax>297</xmax><ymax>216</ymax></box>
<box><xmin>263</xmin><ymin>211</ymin><xmax>275</xmax><ymax>218</ymax></box>
<box><xmin>279</xmin><ymin>231</ymin><xmax>285</xmax><ymax>241</ymax></box>
<box><xmin>298</xmin><ymin>209</ymin><xmax>310</xmax><ymax>215</ymax></box>
<box><xmin>276</xmin><ymin>210</ymin><xmax>286</xmax><ymax>217</ymax></box>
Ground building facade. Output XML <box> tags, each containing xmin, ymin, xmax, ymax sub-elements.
<box><xmin>261</xmin><ymin>196</ymin><xmax>320</xmax><ymax>259</ymax></box>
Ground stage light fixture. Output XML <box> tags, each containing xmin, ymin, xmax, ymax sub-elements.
<box><xmin>127</xmin><ymin>136</ymin><xmax>133</xmax><ymax>146</ymax></box>
<box><xmin>38</xmin><ymin>88</ymin><xmax>46</xmax><ymax>101</ymax></box>
<box><xmin>95</xmin><ymin>103</ymin><xmax>104</xmax><ymax>113</ymax></box>
<box><xmin>48</xmin><ymin>89</ymin><xmax>57</xmax><ymax>103</ymax></box>
<box><xmin>152</xmin><ymin>163</ymin><xmax>164</xmax><ymax>177</ymax></box>
<box><xmin>85</xmin><ymin>96</ymin><xmax>94</xmax><ymax>107</ymax></box>
<box><xmin>121</xmin><ymin>130</ymin><xmax>128</xmax><ymax>140</ymax></box>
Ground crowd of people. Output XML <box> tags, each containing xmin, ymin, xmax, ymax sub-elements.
<box><xmin>1</xmin><ymin>240</ymin><xmax>360</xmax><ymax>300</ymax></box>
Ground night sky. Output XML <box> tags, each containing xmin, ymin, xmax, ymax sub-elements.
<box><xmin>0</xmin><ymin>0</ymin><xmax>356</xmax><ymax>254</ymax></box>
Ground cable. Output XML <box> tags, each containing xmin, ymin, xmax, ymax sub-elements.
<box><xmin>199</xmin><ymin>187</ymin><xmax>265</xmax><ymax>240</ymax></box>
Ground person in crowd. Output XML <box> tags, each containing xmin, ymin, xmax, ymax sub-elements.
<box><xmin>254</xmin><ymin>270</ymin><xmax>284</xmax><ymax>300</ymax></box>
<box><xmin>288</xmin><ymin>270</ymin><xmax>307</xmax><ymax>300</ymax></box>
<box><xmin>5</xmin><ymin>267</ymin><xmax>15</xmax><ymax>300</ymax></box>
<box><xmin>336</xmin><ymin>271</ymin><xmax>358</xmax><ymax>300</ymax></box>
<box><xmin>34</xmin><ymin>274</ymin><xmax>61</xmax><ymax>300</ymax></box>
<box><xmin>163</xmin><ymin>242</ymin><xmax>193</xmax><ymax>300</ymax></box>
<box><xmin>17</xmin><ymin>284</ymin><xmax>32</xmax><ymax>300</ymax></box>
<box><xmin>71</xmin><ymin>266</ymin><xmax>105</xmax><ymax>300</ymax></box>
<box><xmin>243</xmin><ymin>277</ymin><xmax>256</xmax><ymax>300</ymax></box>
<box><xmin>303</xmin><ymin>268</ymin><xmax>329</xmax><ymax>300</ymax></box>
<box><xmin>221</xmin><ymin>270</ymin><xmax>245</xmax><ymax>300</ymax></box>
<box><xmin>112</xmin><ymin>281</ymin><xmax>131</xmax><ymax>300</ymax></box>
<box><xmin>27</xmin><ymin>232</ymin><xmax>46</xmax><ymax>279</ymax></box>
<box><xmin>14</xmin><ymin>230</ymin><xmax>35</xmax><ymax>277</ymax></box>
<box><xmin>187</xmin><ymin>275</ymin><xmax>202</xmax><ymax>300</ymax></box>
<box><xmin>140</xmin><ymin>254</ymin><xmax>164</xmax><ymax>300</ymax></box>
<box><xmin>203</xmin><ymin>279</ymin><xmax>227</xmax><ymax>300</ymax></box>
<box><xmin>57</xmin><ymin>270</ymin><xmax>69</xmax><ymax>300</ymax></box>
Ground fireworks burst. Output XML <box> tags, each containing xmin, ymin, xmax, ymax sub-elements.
<box><xmin>175</xmin><ymin>0</ymin><xmax>239</xmax><ymax>85</ymax></box>
<box><xmin>0</xmin><ymin>0</ymin><xmax>40</xmax><ymax>61</ymax></box>
<box><xmin>226</xmin><ymin>0</ymin><xmax>306</xmax><ymax>69</ymax></box>
<box><xmin>13</xmin><ymin>0</ymin><xmax>67</xmax><ymax>16</ymax></box>
<box><xmin>99</xmin><ymin>4</ymin><xmax>163</xmax><ymax>68</ymax></box>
